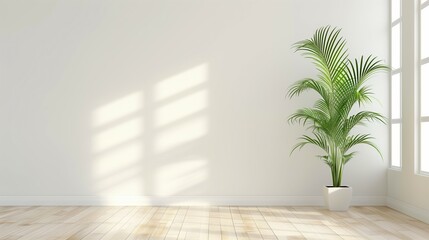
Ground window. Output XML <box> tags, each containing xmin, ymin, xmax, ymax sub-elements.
<box><xmin>420</xmin><ymin>0</ymin><xmax>429</xmax><ymax>173</ymax></box>
<box><xmin>391</xmin><ymin>0</ymin><xmax>402</xmax><ymax>168</ymax></box>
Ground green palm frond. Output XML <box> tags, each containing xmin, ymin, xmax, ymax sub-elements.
<box><xmin>288</xmin><ymin>108</ymin><xmax>329</xmax><ymax>126</ymax></box>
<box><xmin>291</xmin><ymin>132</ymin><xmax>330</xmax><ymax>155</ymax></box>
<box><xmin>288</xmin><ymin>78</ymin><xmax>330</xmax><ymax>103</ymax></box>
<box><xmin>288</xmin><ymin>26</ymin><xmax>387</xmax><ymax>187</ymax></box>
<box><xmin>343</xmin><ymin>111</ymin><xmax>387</xmax><ymax>135</ymax></box>
<box><xmin>318</xmin><ymin>155</ymin><xmax>333</xmax><ymax>167</ymax></box>
<box><xmin>294</xmin><ymin>26</ymin><xmax>349</xmax><ymax>86</ymax></box>
<box><xmin>344</xmin><ymin>134</ymin><xmax>383</xmax><ymax>159</ymax></box>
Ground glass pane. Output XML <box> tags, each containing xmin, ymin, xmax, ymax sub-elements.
<box><xmin>423</xmin><ymin>0</ymin><xmax>429</xmax><ymax>5</ymax></box>
<box><xmin>421</xmin><ymin>122</ymin><xmax>429</xmax><ymax>172</ymax></box>
<box><xmin>391</xmin><ymin>123</ymin><xmax>401</xmax><ymax>167</ymax></box>
<box><xmin>422</xmin><ymin>63</ymin><xmax>429</xmax><ymax>117</ymax></box>
<box><xmin>391</xmin><ymin>73</ymin><xmax>401</xmax><ymax>119</ymax></box>
<box><xmin>392</xmin><ymin>0</ymin><xmax>401</xmax><ymax>22</ymax></box>
<box><xmin>392</xmin><ymin>24</ymin><xmax>401</xmax><ymax>70</ymax></box>
<box><xmin>422</xmin><ymin>5</ymin><xmax>429</xmax><ymax>59</ymax></box>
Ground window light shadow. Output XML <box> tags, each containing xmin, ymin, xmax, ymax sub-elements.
<box><xmin>154</xmin><ymin>116</ymin><xmax>208</xmax><ymax>153</ymax></box>
<box><xmin>93</xmin><ymin>141</ymin><xmax>143</xmax><ymax>180</ymax></box>
<box><xmin>92</xmin><ymin>92</ymin><xmax>143</xmax><ymax>127</ymax></box>
<box><xmin>91</xmin><ymin>63</ymin><xmax>210</xmax><ymax>203</ymax></box>
<box><xmin>91</xmin><ymin>91</ymin><xmax>145</xmax><ymax>197</ymax></box>
<box><xmin>92</xmin><ymin>117</ymin><xmax>143</xmax><ymax>153</ymax></box>
<box><xmin>154</xmin><ymin>64</ymin><xmax>208</xmax><ymax>102</ymax></box>
<box><xmin>154</xmin><ymin>89</ymin><xmax>208</xmax><ymax>127</ymax></box>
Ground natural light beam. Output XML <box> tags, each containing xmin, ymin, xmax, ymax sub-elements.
<box><xmin>421</xmin><ymin>122</ymin><xmax>429</xmax><ymax>172</ymax></box>
<box><xmin>92</xmin><ymin>117</ymin><xmax>143</xmax><ymax>152</ymax></box>
<box><xmin>392</xmin><ymin>0</ymin><xmax>400</xmax><ymax>22</ymax></box>
<box><xmin>391</xmin><ymin>73</ymin><xmax>401</xmax><ymax>119</ymax></box>
<box><xmin>91</xmin><ymin>91</ymin><xmax>145</xmax><ymax>197</ymax></box>
<box><xmin>391</xmin><ymin>24</ymin><xmax>401</xmax><ymax>70</ymax></box>
<box><xmin>391</xmin><ymin>123</ymin><xmax>401</xmax><ymax>167</ymax></box>
<box><xmin>155</xmin><ymin>64</ymin><xmax>208</xmax><ymax>101</ymax></box>
<box><xmin>155</xmin><ymin>90</ymin><xmax>208</xmax><ymax>127</ymax></box>
<box><xmin>155</xmin><ymin>116</ymin><xmax>208</xmax><ymax>153</ymax></box>
<box><xmin>422</xmin><ymin>4</ymin><xmax>429</xmax><ymax>59</ymax></box>
<box><xmin>422</xmin><ymin>64</ymin><xmax>429</xmax><ymax>117</ymax></box>
<box><xmin>93</xmin><ymin>92</ymin><xmax>143</xmax><ymax>127</ymax></box>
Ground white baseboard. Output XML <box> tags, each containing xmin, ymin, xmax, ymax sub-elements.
<box><xmin>351</xmin><ymin>196</ymin><xmax>386</xmax><ymax>206</ymax></box>
<box><xmin>0</xmin><ymin>195</ymin><xmax>385</xmax><ymax>206</ymax></box>
<box><xmin>387</xmin><ymin>197</ymin><xmax>429</xmax><ymax>224</ymax></box>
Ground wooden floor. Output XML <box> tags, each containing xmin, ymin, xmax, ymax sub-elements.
<box><xmin>0</xmin><ymin>206</ymin><xmax>428</xmax><ymax>239</ymax></box>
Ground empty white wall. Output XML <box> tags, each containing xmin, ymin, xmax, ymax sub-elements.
<box><xmin>0</xmin><ymin>0</ymin><xmax>389</xmax><ymax>205</ymax></box>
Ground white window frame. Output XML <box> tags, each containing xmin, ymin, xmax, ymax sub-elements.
<box><xmin>418</xmin><ymin>0</ymin><xmax>429</xmax><ymax>175</ymax></box>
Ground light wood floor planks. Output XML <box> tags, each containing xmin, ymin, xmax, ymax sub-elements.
<box><xmin>0</xmin><ymin>206</ymin><xmax>428</xmax><ymax>239</ymax></box>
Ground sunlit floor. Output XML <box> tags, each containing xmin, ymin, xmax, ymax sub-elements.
<box><xmin>0</xmin><ymin>206</ymin><xmax>428</xmax><ymax>239</ymax></box>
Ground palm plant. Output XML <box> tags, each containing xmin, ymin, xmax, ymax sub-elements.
<box><xmin>288</xmin><ymin>26</ymin><xmax>388</xmax><ymax>187</ymax></box>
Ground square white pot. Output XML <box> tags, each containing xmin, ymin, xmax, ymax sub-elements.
<box><xmin>323</xmin><ymin>186</ymin><xmax>352</xmax><ymax>211</ymax></box>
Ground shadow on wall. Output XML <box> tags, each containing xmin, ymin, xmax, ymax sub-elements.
<box><xmin>91</xmin><ymin>64</ymin><xmax>210</xmax><ymax>202</ymax></box>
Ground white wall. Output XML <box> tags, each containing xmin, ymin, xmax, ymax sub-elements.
<box><xmin>0</xmin><ymin>0</ymin><xmax>389</xmax><ymax>205</ymax></box>
<box><xmin>387</xmin><ymin>0</ymin><xmax>429</xmax><ymax>223</ymax></box>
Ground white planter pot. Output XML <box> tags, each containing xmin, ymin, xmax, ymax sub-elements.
<box><xmin>323</xmin><ymin>186</ymin><xmax>352</xmax><ymax>211</ymax></box>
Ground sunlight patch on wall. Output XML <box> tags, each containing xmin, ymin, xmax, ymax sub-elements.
<box><xmin>154</xmin><ymin>116</ymin><xmax>208</xmax><ymax>153</ymax></box>
<box><xmin>154</xmin><ymin>90</ymin><xmax>208</xmax><ymax>127</ymax></box>
<box><xmin>92</xmin><ymin>91</ymin><xmax>144</xmax><ymax>196</ymax></box>
<box><xmin>93</xmin><ymin>141</ymin><xmax>143</xmax><ymax>179</ymax></box>
<box><xmin>154</xmin><ymin>64</ymin><xmax>208</xmax><ymax>101</ymax></box>
<box><xmin>151</xmin><ymin>63</ymin><xmax>210</xmax><ymax>199</ymax></box>
<box><xmin>92</xmin><ymin>92</ymin><xmax>143</xmax><ymax>127</ymax></box>
<box><xmin>155</xmin><ymin>158</ymin><xmax>208</xmax><ymax>196</ymax></box>
<box><xmin>90</xmin><ymin>64</ymin><xmax>210</xmax><ymax>199</ymax></box>
<box><xmin>92</xmin><ymin>117</ymin><xmax>143</xmax><ymax>152</ymax></box>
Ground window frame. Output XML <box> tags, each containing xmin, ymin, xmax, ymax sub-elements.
<box><xmin>418</xmin><ymin>0</ymin><xmax>429</xmax><ymax>175</ymax></box>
